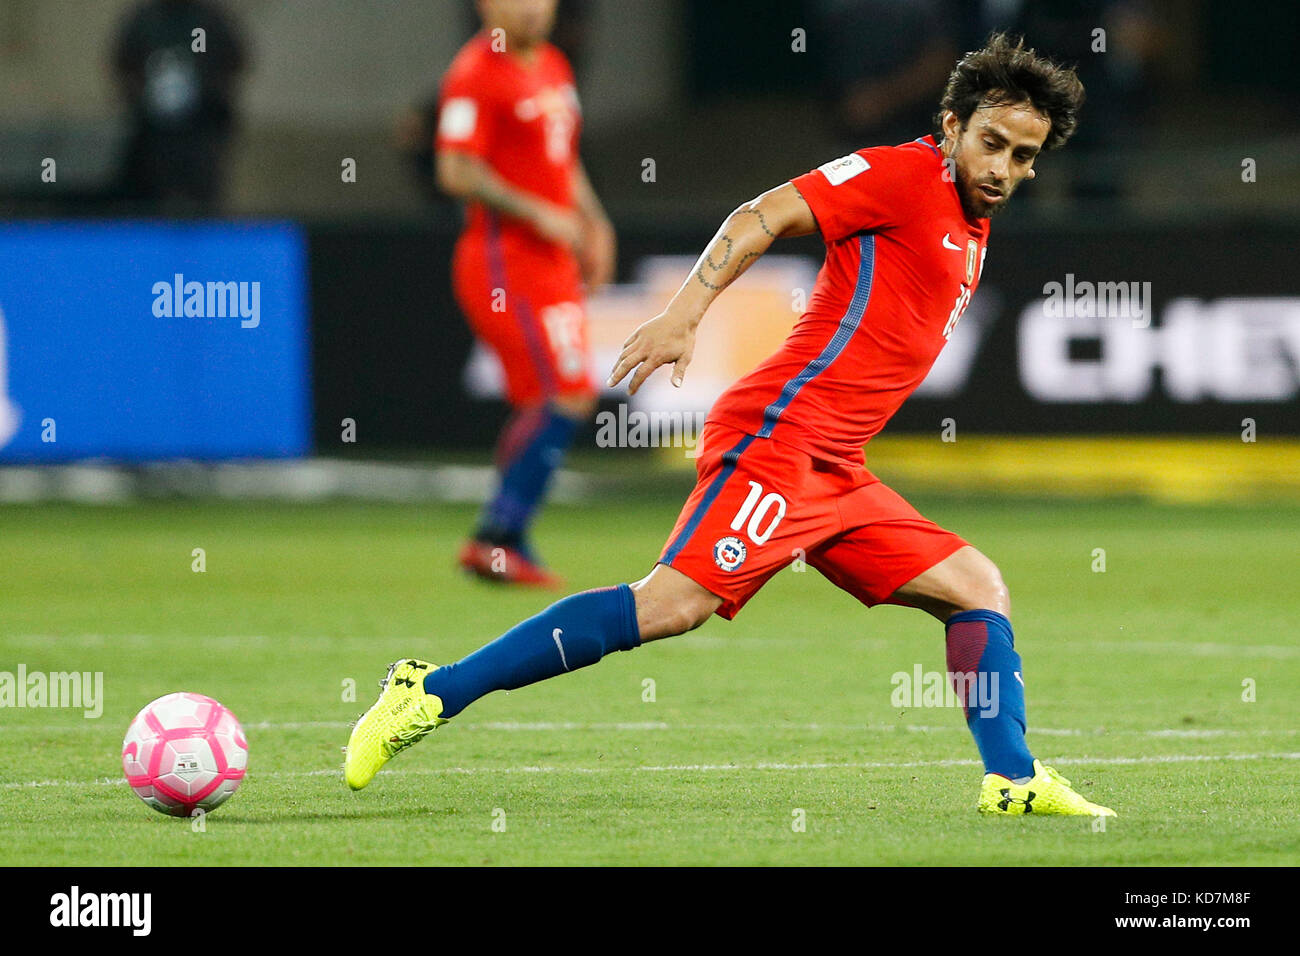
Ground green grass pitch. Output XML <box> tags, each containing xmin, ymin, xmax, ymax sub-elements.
<box><xmin>1</xmin><ymin>494</ymin><xmax>1297</xmax><ymax>865</ymax></box>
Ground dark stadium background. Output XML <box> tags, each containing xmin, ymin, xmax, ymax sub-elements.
<box><xmin>2</xmin><ymin>0</ymin><xmax>1297</xmax><ymax>468</ymax></box>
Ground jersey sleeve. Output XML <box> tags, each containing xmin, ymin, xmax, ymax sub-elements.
<box><xmin>435</xmin><ymin>64</ymin><xmax>496</xmax><ymax>160</ymax></box>
<box><xmin>791</xmin><ymin>147</ymin><xmax>918</xmax><ymax>242</ymax></box>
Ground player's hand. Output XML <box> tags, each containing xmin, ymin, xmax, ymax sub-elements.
<box><xmin>607</xmin><ymin>311</ymin><xmax>697</xmax><ymax>395</ymax></box>
<box><xmin>579</xmin><ymin>218</ymin><xmax>616</xmax><ymax>291</ymax></box>
<box><xmin>531</xmin><ymin>202</ymin><xmax>584</xmax><ymax>250</ymax></box>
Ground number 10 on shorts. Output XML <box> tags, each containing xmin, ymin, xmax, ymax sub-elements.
<box><xmin>730</xmin><ymin>481</ymin><xmax>787</xmax><ymax>546</ymax></box>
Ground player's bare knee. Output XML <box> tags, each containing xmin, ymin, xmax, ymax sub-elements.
<box><xmin>631</xmin><ymin>566</ymin><xmax>721</xmax><ymax>641</ymax></box>
<box><xmin>677</xmin><ymin>591</ymin><xmax>720</xmax><ymax>633</ymax></box>
<box><xmin>987</xmin><ymin>566</ymin><xmax>1010</xmax><ymax>616</ymax></box>
<box><xmin>956</xmin><ymin>560</ymin><xmax>1010</xmax><ymax>617</ymax></box>
<box><xmin>654</xmin><ymin>589</ymin><xmax>718</xmax><ymax>638</ymax></box>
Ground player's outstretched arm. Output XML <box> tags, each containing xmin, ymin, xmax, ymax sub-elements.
<box><xmin>608</xmin><ymin>182</ymin><xmax>816</xmax><ymax>394</ymax></box>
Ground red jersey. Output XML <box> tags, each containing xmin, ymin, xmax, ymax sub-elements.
<box><xmin>436</xmin><ymin>32</ymin><xmax>581</xmax><ymax>253</ymax></box>
<box><xmin>708</xmin><ymin>136</ymin><xmax>990</xmax><ymax>465</ymax></box>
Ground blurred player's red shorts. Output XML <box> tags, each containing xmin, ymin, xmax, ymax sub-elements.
<box><xmin>660</xmin><ymin>423</ymin><xmax>970</xmax><ymax>619</ymax></box>
<box><xmin>452</xmin><ymin>226</ymin><xmax>594</xmax><ymax>407</ymax></box>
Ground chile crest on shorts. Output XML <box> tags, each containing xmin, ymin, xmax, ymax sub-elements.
<box><xmin>713</xmin><ymin>536</ymin><xmax>747</xmax><ymax>572</ymax></box>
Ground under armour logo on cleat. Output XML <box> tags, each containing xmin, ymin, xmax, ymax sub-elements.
<box><xmin>394</xmin><ymin>677</ymin><xmax>414</xmax><ymax>688</ymax></box>
<box><xmin>998</xmin><ymin>789</ymin><xmax>1037</xmax><ymax>812</ymax></box>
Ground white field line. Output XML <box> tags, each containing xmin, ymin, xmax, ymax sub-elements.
<box><xmin>4</xmin><ymin>635</ymin><xmax>1300</xmax><ymax>658</ymax></box>
<box><xmin>5</xmin><ymin>751</ymin><xmax>1300</xmax><ymax>791</ymax></box>
<box><xmin>3</xmin><ymin>720</ymin><xmax>1296</xmax><ymax>740</ymax></box>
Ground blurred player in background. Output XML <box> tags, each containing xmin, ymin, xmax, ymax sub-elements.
<box><xmin>112</xmin><ymin>0</ymin><xmax>247</xmax><ymax>211</ymax></box>
<box><xmin>436</xmin><ymin>0</ymin><xmax>615</xmax><ymax>587</ymax></box>
<box><xmin>349</xmin><ymin>35</ymin><xmax>1113</xmax><ymax>817</ymax></box>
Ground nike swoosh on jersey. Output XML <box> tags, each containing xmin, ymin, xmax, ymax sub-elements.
<box><xmin>942</xmin><ymin>233</ymin><xmax>962</xmax><ymax>251</ymax></box>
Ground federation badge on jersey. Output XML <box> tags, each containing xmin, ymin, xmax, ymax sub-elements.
<box><xmin>817</xmin><ymin>153</ymin><xmax>870</xmax><ymax>186</ymax></box>
<box><xmin>713</xmin><ymin>536</ymin><xmax>747</xmax><ymax>572</ymax></box>
<box><xmin>966</xmin><ymin>240</ymin><xmax>978</xmax><ymax>284</ymax></box>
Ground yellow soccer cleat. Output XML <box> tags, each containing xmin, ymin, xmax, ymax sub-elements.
<box><xmin>978</xmin><ymin>759</ymin><xmax>1117</xmax><ymax>817</ymax></box>
<box><xmin>344</xmin><ymin>659</ymin><xmax>447</xmax><ymax>791</ymax></box>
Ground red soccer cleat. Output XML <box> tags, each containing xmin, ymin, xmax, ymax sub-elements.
<box><xmin>456</xmin><ymin>540</ymin><xmax>564</xmax><ymax>589</ymax></box>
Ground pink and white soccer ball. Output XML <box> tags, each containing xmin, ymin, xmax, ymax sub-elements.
<box><xmin>122</xmin><ymin>692</ymin><xmax>248</xmax><ymax>817</ymax></box>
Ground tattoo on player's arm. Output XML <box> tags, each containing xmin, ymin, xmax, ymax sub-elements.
<box><xmin>692</xmin><ymin>199</ymin><xmax>783</xmax><ymax>293</ymax></box>
<box><xmin>731</xmin><ymin>250</ymin><xmax>760</xmax><ymax>276</ymax></box>
<box><xmin>790</xmin><ymin>183</ymin><xmax>821</xmax><ymax>237</ymax></box>
<box><xmin>705</xmin><ymin>236</ymin><xmax>734</xmax><ymax>271</ymax></box>
<box><xmin>694</xmin><ymin>265</ymin><xmax>724</xmax><ymax>291</ymax></box>
<box><xmin>695</xmin><ymin>239</ymin><xmax>760</xmax><ymax>292</ymax></box>
<box><xmin>735</xmin><ymin>207</ymin><xmax>776</xmax><ymax>238</ymax></box>
<box><xmin>695</xmin><ymin>234</ymin><xmax>734</xmax><ymax>290</ymax></box>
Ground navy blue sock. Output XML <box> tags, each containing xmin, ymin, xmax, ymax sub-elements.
<box><xmin>476</xmin><ymin>406</ymin><xmax>580</xmax><ymax>551</ymax></box>
<box><xmin>945</xmin><ymin>609</ymin><xmax>1034</xmax><ymax>780</ymax></box>
<box><xmin>424</xmin><ymin>584</ymin><xmax>641</xmax><ymax>718</ymax></box>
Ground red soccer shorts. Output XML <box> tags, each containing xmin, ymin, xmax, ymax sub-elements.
<box><xmin>659</xmin><ymin>423</ymin><xmax>970</xmax><ymax>619</ymax></box>
<box><xmin>452</xmin><ymin>226</ymin><xmax>594</xmax><ymax>407</ymax></box>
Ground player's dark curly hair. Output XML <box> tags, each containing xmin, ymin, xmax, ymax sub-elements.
<box><xmin>935</xmin><ymin>33</ymin><xmax>1085</xmax><ymax>150</ymax></box>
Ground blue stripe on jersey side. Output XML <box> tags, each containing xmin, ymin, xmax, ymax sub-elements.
<box><xmin>484</xmin><ymin>211</ymin><xmax>558</xmax><ymax>396</ymax></box>
<box><xmin>755</xmin><ymin>232</ymin><xmax>875</xmax><ymax>439</ymax></box>
<box><xmin>915</xmin><ymin>136</ymin><xmax>940</xmax><ymax>156</ymax></box>
<box><xmin>662</xmin><ymin>433</ymin><xmax>756</xmax><ymax>566</ymax></box>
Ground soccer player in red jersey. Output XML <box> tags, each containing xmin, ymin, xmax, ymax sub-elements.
<box><xmin>349</xmin><ymin>35</ymin><xmax>1116</xmax><ymax>816</ymax></box>
<box><xmin>436</xmin><ymin>0</ymin><xmax>615</xmax><ymax>587</ymax></box>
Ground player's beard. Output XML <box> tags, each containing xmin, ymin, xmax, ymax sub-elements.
<box><xmin>948</xmin><ymin>142</ymin><xmax>1012</xmax><ymax>219</ymax></box>
<box><xmin>955</xmin><ymin>165</ymin><xmax>1012</xmax><ymax>220</ymax></box>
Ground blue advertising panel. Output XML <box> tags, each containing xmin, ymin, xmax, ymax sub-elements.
<box><xmin>0</xmin><ymin>221</ymin><xmax>309</xmax><ymax>461</ymax></box>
